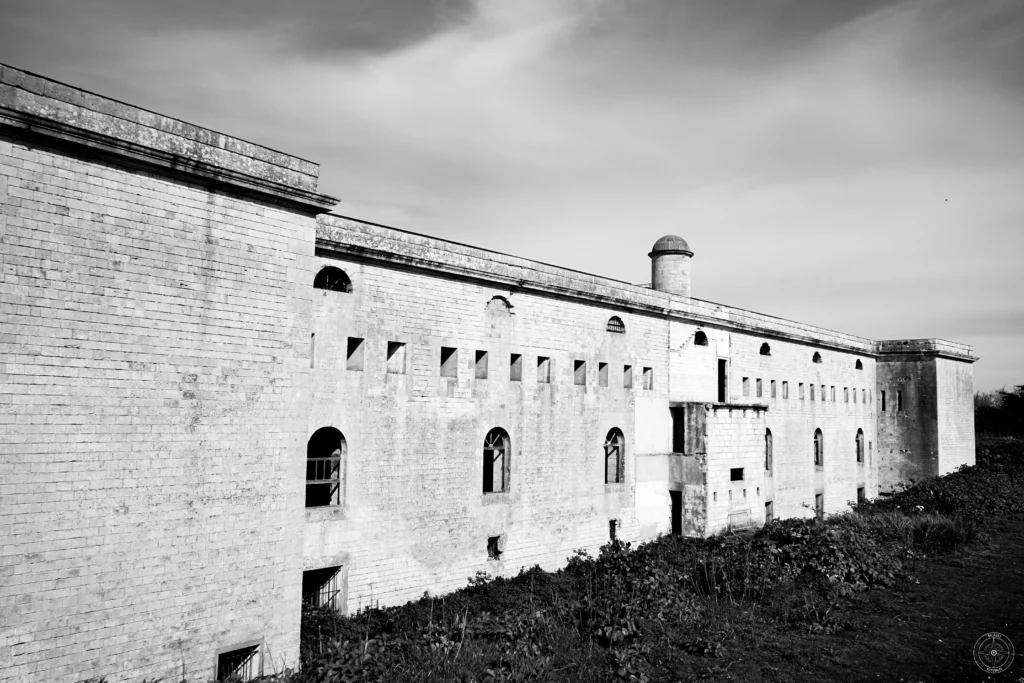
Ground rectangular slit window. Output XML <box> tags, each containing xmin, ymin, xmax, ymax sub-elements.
<box><xmin>857</xmin><ymin>487</ymin><xmax>865</xmax><ymax>504</ymax></box>
<box><xmin>815</xmin><ymin>493</ymin><xmax>824</xmax><ymax>520</ymax></box>
<box><xmin>217</xmin><ymin>645</ymin><xmax>260</xmax><ymax>682</ymax></box>
<box><xmin>487</xmin><ymin>535</ymin><xmax>502</xmax><ymax>560</ymax></box>
<box><xmin>881</xmin><ymin>390</ymin><xmax>886</xmax><ymax>411</ymax></box>
<box><xmin>510</xmin><ymin>353</ymin><xmax>522</xmax><ymax>382</ymax></box>
<box><xmin>537</xmin><ymin>356</ymin><xmax>551</xmax><ymax>384</ymax></box>
<box><xmin>845</xmin><ymin>387</ymin><xmax>849</xmax><ymax>403</ymax></box>
<box><xmin>730</xmin><ymin>467</ymin><xmax>744</xmax><ymax>482</ymax></box>
<box><xmin>810</xmin><ymin>384</ymin><xmax>815</xmax><ymax>401</ymax></box>
<box><xmin>897</xmin><ymin>389</ymin><xmax>903</xmax><ymax>411</ymax></box>
<box><xmin>609</xmin><ymin>519</ymin><xmax>618</xmax><ymax>541</ymax></box>
<box><xmin>574</xmin><ymin>360</ymin><xmax>587</xmax><ymax>386</ymax></box>
<box><xmin>475</xmin><ymin>350</ymin><xmax>488</xmax><ymax>379</ymax></box>
<box><xmin>346</xmin><ymin>337</ymin><xmax>364</xmax><ymax>371</ymax></box>
<box><xmin>386</xmin><ymin>342</ymin><xmax>406</xmax><ymax>374</ymax></box>
<box><xmin>770</xmin><ymin>380</ymin><xmax>776</xmax><ymax>398</ymax></box>
<box><xmin>756</xmin><ymin>378</ymin><xmax>762</xmax><ymax>398</ymax></box>
<box><xmin>302</xmin><ymin>566</ymin><xmax>343</xmax><ymax>610</ymax></box>
<box><xmin>765</xmin><ymin>501</ymin><xmax>774</xmax><ymax>524</ymax></box>
<box><xmin>821</xmin><ymin>384</ymin><xmax>826</xmax><ymax>401</ymax></box>
<box><xmin>783</xmin><ymin>381</ymin><xmax>789</xmax><ymax>399</ymax></box>
<box><xmin>799</xmin><ymin>382</ymin><xmax>805</xmax><ymax>400</ymax></box>
<box><xmin>441</xmin><ymin>347</ymin><xmax>458</xmax><ymax>378</ymax></box>
<box><xmin>717</xmin><ymin>359</ymin><xmax>727</xmax><ymax>402</ymax></box>
<box><xmin>670</xmin><ymin>406</ymin><xmax>685</xmax><ymax>453</ymax></box>
<box><xmin>598</xmin><ymin>362</ymin><xmax>608</xmax><ymax>387</ymax></box>
<box><xmin>830</xmin><ymin>386</ymin><xmax>835</xmax><ymax>402</ymax></box>
<box><xmin>742</xmin><ymin>377</ymin><xmax>750</xmax><ymax>396</ymax></box>
<box><xmin>642</xmin><ymin>367</ymin><xmax>653</xmax><ymax>390</ymax></box>
<box><xmin>623</xmin><ymin>364</ymin><xmax>633</xmax><ymax>389</ymax></box>
<box><xmin>310</xmin><ymin>333</ymin><xmax>316</xmax><ymax>369</ymax></box>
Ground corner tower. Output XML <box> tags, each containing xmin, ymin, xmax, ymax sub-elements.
<box><xmin>649</xmin><ymin>235</ymin><xmax>693</xmax><ymax>297</ymax></box>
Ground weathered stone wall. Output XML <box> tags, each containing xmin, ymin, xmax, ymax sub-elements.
<box><xmin>876</xmin><ymin>356</ymin><xmax>939</xmax><ymax>492</ymax></box>
<box><xmin>936</xmin><ymin>357</ymin><xmax>976</xmax><ymax>474</ymax></box>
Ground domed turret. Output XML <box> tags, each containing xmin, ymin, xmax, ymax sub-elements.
<box><xmin>648</xmin><ymin>234</ymin><xmax>693</xmax><ymax>297</ymax></box>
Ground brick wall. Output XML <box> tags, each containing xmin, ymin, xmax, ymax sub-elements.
<box><xmin>0</xmin><ymin>132</ymin><xmax>313</xmax><ymax>682</ymax></box>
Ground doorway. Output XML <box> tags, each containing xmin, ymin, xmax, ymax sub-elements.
<box><xmin>670</xmin><ymin>490</ymin><xmax>682</xmax><ymax>535</ymax></box>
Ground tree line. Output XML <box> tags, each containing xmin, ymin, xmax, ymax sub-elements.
<box><xmin>975</xmin><ymin>385</ymin><xmax>1024</xmax><ymax>435</ymax></box>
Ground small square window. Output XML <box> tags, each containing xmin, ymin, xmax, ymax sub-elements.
<box><xmin>756</xmin><ymin>378</ymin><xmax>762</xmax><ymax>398</ymax></box>
<box><xmin>386</xmin><ymin>341</ymin><xmax>406</xmax><ymax>374</ymax></box>
<box><xmin>598</xmin><ymin>362</ymin><xmax>608</xmax><ymax>387</ymax></box>
<box><xmin>487</xmin><ymin>535</ymin><xmax>502</xmax><ymax>560</ymax></box>
<box><xmin>346</xmin><ymin>337</ymin><xmax>364</xmax><ymax>371</ymax></box>
<box><xmin>574</xmin><ymin>360</ymin><xmax>587</xmax><ymax>386</ymax></box>
<box><xmin>217</xmin><ymin>644</ymin><xmax>261</xmax><ymax>682</ymax></box>
<box><xmin>770</xmin><ymin>380</ymin><xmax>776</xmax><ymax>398</ymax></box>
<box><xmin>642</xmin><ymin>367</ymin><xmax>653</xmax><ymax>390</ymax></box>
<box><xmin>440</xmin><ymin>347</ymin><xmax>458</xmax><ymax>378</ymax></box>
<box><xmin>537</xmin><ymin>356</ymin><xmax>551</xmax><ymax>384</ymax></box>
<box><xmin>742</xmin><ymin>377</ymin><xmax>750</xmax><ymax>396</ymax></box>
<box><xmin>475</xmin><ymin>350</ymin><xmax>489</xmax><ymax>379</ymax></box>
<box><xmin>623</xmin><ymin>364</ymin><xmax>633</xmax><ymax>388</ymax></box>
<box><xmin>730</xmin><ymin>467</ymin><xmax>744</xmax><ymax>481</ymax></box>
<box><xmin>782</xmin><ymin>381</ymin><xmax>789</xmax><ymax>399</ymax></box>
<box><xmin>510</xmin><ymin>353</ymin><xmax>522</xmax><ymax>382</ymax></box>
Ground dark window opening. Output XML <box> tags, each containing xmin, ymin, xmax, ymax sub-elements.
<box><xmin>670</xmin><ymin>407</ymin><xmax>685</xmax><ymax>454</ymax></box>
<box><xmin>441</xmin><ymin>347</ymin><xmax>458</xmax><ymax>378</ymax></box>
<box><xmin>217</xmin><ymin>645</ymin><xmax>260</xmax><ymax>682</ymax></box>
<box><xmin>815</xmin><ymin>493</ymin><xmax>824</xmax><ymax>520</ymax></box>
<box><xmin>598</xmin><ymin>362</ymin><xmax>608</xmax><ymax>387</ymax></box>
<box><xmin>765</xmin><ymin>429</ymin><xmax>773</xmax><ymax>474</ymax></box>
<box><xmin>346</xmin><ymin>337</ymin><xmax>364</xmax><ymax>371</ymax></box>
<box><xmin>770</xmin><ymin>380</ymin><xmax>776</xmax><ymax>398</ymax></box>
<box><xmin>760</xmin><ymin>342</ymin><xmax>771</xmax><ymax>356</ymax></box>
<box><xmin>810</xmin><ymin>384</ymin><xmax>815</xmax><ymax>401</ymax></box>
<box><xmin>742</xmin><ymin>377</ymin><xmax>750</xmax><ymax>396</ymax></box>
<box><xmin>574</xmin><ymin>360</ymin><xmax>587</xmax><ymax>386</ymax></box>
<box><xmin>605</xmin><ymin>428</ymin><xmax>625</xmax><ymax>484</ymax></box>
<box><xmin>813</xmin><ymin>428</ymin><xmax>824</xmax><ymax>467</ymax></box>
<box><xmin>642</xmin><ymin>367</ymin><xmax>653</xmax><ymax>390</ymax></box>
<box><xmin>537</xmin><ymin>356</ymin><xmax>551</xmax><ymax>384</ymax></box>
<box><xmin>475</xmin><ymin>350</ymin><xmax>488</xmax><ymax>379</ymax></box>
<box><xmin>765</xmin><ymin>501</ymin><xmax>774</xmax><ymax>524</ymax></box>
<box><xmin>730</xmin><ymin>467</ymin><xmax>744</xmax><ymax>482</ymax></box>
<box><xmin>855</xmin><ymin>359</ymin><xmax>864</xmax><ymax>370</ymax></box>
<box><xmin>783</xmin><ymin>381</ymin><xmax>789</xmax><ymax>399</ymax></box>
<box><xmin>670</xmin><ymin>490</ymin><xmax>682</xmax><ymax>535</ymax></box>
<box><xmin>607</xmin><ymin>316</ymin><xmax>625</xmax><ymax>334</ymax></box>
<box><xmin>717</xmin><ymin>359</ymin><xmax>727</xmax><ymax>402</ymax></box>
<box><xmin>844</xmin><ymin>387</ymin><xmax>849</xmax><ymax>403</ymax></box>
<box><xmin>694</xmin><ymin>331</ymin><xmax>708</xmax><ymax>346</ymax></box>
<box><xmin>313</xmin><ymin>266</ymin><xmax>352</xmax><ymax>293</ymax></box>
<box><xmin>483</xmin><ymin>428</ymin><xmax>510</xmax><ymax>494</ymax></box>
<box><xmin>310</xmin><ymin>333</ymin><xmax>316</xmax><ymax>369</ymax></box>
<box><xmin>386</xmin><ymin>341</ymin><xmax>406</xmax><ymax>374</ymax></box>
<box><xmin>302</xmin><ymin>566</ymin><xmax>342</xmax><ymax>611</ymax></box>
<box><xmin>487</xmin><ymin>536</ymin><xmax>502</xmax><ymax>560</ymax></box>
<box><xmin>856</xmin><ymin>428</ymin><xmax>864</xmax><ymax>464</ymax></box>
<box><xmin>799</xmin><ymin>382</ymin><xmax>805</xmax><ymax>400</ymax></box>
<box><xmin>821</xmin><ymin>384</ymin><xmax>826</xmax><ymax>401</ymax></box>
<box><xmin>623</xmin><ymin>364</ymin><xmax>633</xmax><ymax>388</ymax></box>
<box><xmin>306</xmin><ymin>427</ymin><xmax>345</xmax><ymax>508</ymax></box>
<box><xmin>510</xmin><ymin>353</ymin><xmax>522</xmax><ymax>382</ymax></box>
<box><xmin>609</xmin><ymin>519</ymin><xmax>618</xmax><ymax>541</ymax></box>
<box><xmin>830</xmin><ymin>386</ymin><xmax>835</xmax><ymax>402</ymax></box>
<box><xmin>881</xmin><ymin>390</ymin><xmax>886</xmax><ymax>412</ymax></box>
<box><xmin>812</xmin><ymin>352</ymin><xmax>822</xmax><ymax>363</ymax></box>
<box><xmin>857</xmin><ymin>487</ymin><xmax>866</xmax><ymax>505</ymax></box>
<box><xmin>897</xmin><ymin>390</ymin><xmax>903</xmax><ymax>412</ymax></box>
<box><xmin>756</xmin><ymin>378</ymin><xmax>763</xmax><ymax>398</ymax></box>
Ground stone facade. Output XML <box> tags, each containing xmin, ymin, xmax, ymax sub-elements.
<box><xmin>0</xmin><ymin>64</ymin><xmax>976</xmax><ymax>683</ymax></box>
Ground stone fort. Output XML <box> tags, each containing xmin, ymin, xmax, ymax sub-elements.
<box><xmin>0</xmin><ymin>64</ymin><xmax>976</xmax><ymax>682</ymax></box>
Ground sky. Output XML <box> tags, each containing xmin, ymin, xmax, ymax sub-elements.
<box><xmin>1</xmin><ymin>0</ymin><xmax>1022</xmax><ymax>391</ymax></box>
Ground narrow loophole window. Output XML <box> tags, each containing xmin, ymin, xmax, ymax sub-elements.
<box><xmin>510</xmin><ymin>353</ymin><xmax>522</xmax><ymax>382</ymax></box>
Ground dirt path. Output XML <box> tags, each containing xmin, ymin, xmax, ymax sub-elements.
<box><xmin>652</xmin><ymin>518</ymin><xmax>1024</xmax><ymax>682</ymax></box>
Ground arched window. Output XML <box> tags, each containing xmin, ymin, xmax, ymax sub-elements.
<box><xmin>765</xmin><ymin>429</ymin><xmax>773</xmax><ymax>473</ymax></box>
<box><xmin>813</xmin><ymin>428</ymin><xmax>824</xmax><ymax>467</ymax></box>
<box><xmin>307</xmin><ymin>427</ymin><xmax>345</xmax><ymax>507</ymax></box>
<box><xmin>483</xmin><ymin>428</ymin><xmax>510</xmax><ymax>494</ymax></box>
<box><xmin>760</xmin><ymin>343</ymin><xmax>771</xmax><ymax>356</ymax></box>
<box><xmin>694</xmin><ymin>331</ymin><xmax>708</xmax><ymax>346</ymax></box>
<box><xmin>604</xmin><ymin>428</ymin><xmax>625</xmax><ymax>484</ymax></box>
<box><xmin>812</xmin><ymin>352</ymin><xmax>822</xmax><ymax>364</ymax></box>
<box><xmin>313</xmin><ymin>266</ymin><xmax>352</xmax><ymax>293</ymax></box>
<box><xmin>606</xmin><ymin>316</ymin><xmax>625</xmax><ymax>334</ymax></box>
<box><xmin>856</xmin><ymin>428</ymin><xmax>864</xmax><ymax>464</ymax></box>
<box><xmin>855</xmin><ymin>359</ymin><xmax>863</xmax><ymax>370</ymax></box>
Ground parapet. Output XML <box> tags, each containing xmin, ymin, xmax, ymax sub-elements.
<box><xmin>0</xmin><ymin>63</ymin><xmax>337</xmax><ymax>214</ymax></box>
<box><xmin>875</xmin><ymin>339</ymin><xmax>977</xmax><ymax>362</ymax></box>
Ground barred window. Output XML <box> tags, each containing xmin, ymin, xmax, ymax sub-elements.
<box><xmin>604</xmin><ymin>428</ymin><xmax>625</xmax><ymax>484</ymax></box>
<box><xmin>306</xmin><ymin>427</ymin><xmax>345</xmax><ymax>508</ymax></box>
<box><xmin>217</xmin><ymin>644</ymin><xmax>261</xmax><ymax>682</ymax></box>
<box><xmin>483</xmin><ymin>428</ymin><xmax>511</xmax><ymax>494</ymax></box>
<box><xmin>607</xmin><ymin>316</ymin><xmax>625</xmax><ymax>334</ymax></box>
<box><xmin>313</xmin><ymin>266</ymin><xmax>351</xmax><ymax>293</ymax></box>
<box><xmin>302</xmin><ymin>566</ymin><xmax>344</xmax><ymax>611</ymax></box>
